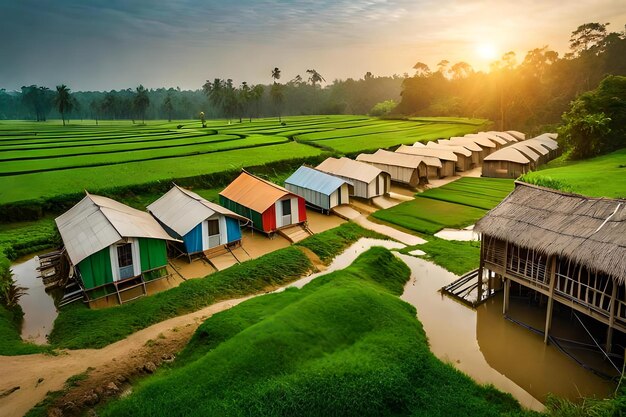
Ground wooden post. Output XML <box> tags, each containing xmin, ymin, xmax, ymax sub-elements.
<box><xmin>544</xmin><ymin>255</ymin><xmax>557</xmax><ymax>344</ymax></box>
<box><xmin>477</xmin><ymin>237</ymin><xmax>485</xmax><ymax>302</ymax></box>
<box><xmin>606</xmin><ymin>282</ymin><xmax>618</xmax><ymax>353</ymax></box>
<box><xmin>502</xmin><ymin>278</ymin><xmax>510</xmax><ymax>315</ymax></box>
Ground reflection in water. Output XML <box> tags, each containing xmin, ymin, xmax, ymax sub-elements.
<box><xmin>397</xmin><ymin>253</ymin><xmax>614</xmax><ymax>410</ymax></box>
<box><xmin>11</xmin><ymin>256</ymin><xmax>59</xmax><ymax>344</ymax></box>
<box><xmin>477</xmin><ymin>294</ymin><xmax>616</xmax><ymax>401</ymax></box>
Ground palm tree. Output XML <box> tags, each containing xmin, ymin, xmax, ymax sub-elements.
<box><xmin>54</xmin><ymin>84</ymin><xmax>73</xmax><ymax>126</ymax></box>
<box><xmin>271</xmin><ymin>67</ymin><xmax>283</xmax><ymax>122</ymax></box>
<box><xmin>271</xmin><ymin>67</ymin><xmax>281</xmax><ymax>83</ymax></box>
<box><xmin>306</xmin><ymin>69</ymin><xmax>325</xmax><ymax>88</ymax></box>
<box><xmin>133</xmin><ymin>85</ymin><xmax>150</xmax><ymax>124</ymax></box>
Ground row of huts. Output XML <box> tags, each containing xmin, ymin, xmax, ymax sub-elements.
<box><xmin>482</xmin><ymin>133</ymin><xmax>560</xmax><ymax>178</ymax></box>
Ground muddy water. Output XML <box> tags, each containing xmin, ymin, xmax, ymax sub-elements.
<box><xmin>398</xmin><ymin>254</ymin><xmax>614</xmax><ymax>410</ymax></box>
<box><xmin>11</xmin><ymin>256</ymin><xmax>58</xmax><ymax>344</ymax></box>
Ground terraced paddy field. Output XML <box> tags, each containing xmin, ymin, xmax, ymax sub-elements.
<box><xmin>521</xmin><ymin>148</ymin><xmax>626</xmax><ymax>198</ymax></box>
<box><xmin>372</xmin><ymin>178</ymin><xmax>515</xmax><ymax>235</ymax></box>
<box><xmin>0</xmin><ymin>116</ymin><xmax>488</xmax><ymax>207</ymax></box>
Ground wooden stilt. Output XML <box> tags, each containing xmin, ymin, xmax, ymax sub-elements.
<box><xmin>606</xmin><ymin>283</ymin><xmax>618</xmax><ymax>353</ymax></box>
<box><xmin>502</xmin><ymin>278</ymin><xmax>510</xmax><ymax>315</ymax></box>
<box><xmin>544</xmin><ymin>255</ymin><xmax>557</xmax><ymax>344</ymax></box>
<box><xmin>477</xmin><ymin>239</ymin><xmax>485</xmax><ymax>302</ymax></box>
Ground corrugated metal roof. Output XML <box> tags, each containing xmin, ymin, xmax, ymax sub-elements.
<box><xmin>357</xmin><ymin>149</ymin><xmax>430</xmax><ymax>169</ymax></box>
<box><xmin>219</xmin><ymin>171</ymin><xmax>292</xmax><ymax>213</ymax></box>
<box><xmin>316</xmin><ymin>157</ymin><xmax>385</xmax><ymax>183</ymax></box>
<box><xmin>424</xmin><ymin>141</ymin><xmax>472</xmax><ymax>157</ymax></box>
<box><xmin>55</xmin><ymin>193</ymin><xmax>177</xmax><ymax>265</ymax></box>
<box><xmin>484</xmin><ymin>147</ymin><xmax>533</xmax><ymax>164</ymax></box>
<box><xmin>284</xmin><ymin>166</ymin><xmax>350</xmax><ymax>196</ymax></box>
<box><xmin>396</xmin><ymin>144</ymin><xmax>457</xmax><ymax>162</ymax></box>
<box><xmin>148</xmin><ymin>185</ymin><xmax>249</xmax><ymax>236</ymax></box>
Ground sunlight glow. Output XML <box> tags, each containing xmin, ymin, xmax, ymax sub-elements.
<box><xmin>476</xmin><ymin>43</ymin><xmax>498</xmax><ymax>60</ymax></box>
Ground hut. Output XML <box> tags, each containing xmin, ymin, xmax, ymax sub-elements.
<box><xmin>438</xmin><ymin>139</ymin><xmax>482</xmax><ymax>167</ymax></box>
<box><xmin>485</xmin><ymin>131</ymin><xmax>519</xmax><ymax>144</ymax></box>
<box><xmin>55</xmin><ymin>193</ymin><xmax>178</xmax><ymax>304</ymax></box>
<box><xmin>533</xmin><ymin>134</ymin><xmax>560</xmax><ymax>160</ymax></box>
<box><xmin>284</xmin><ymin>166</ymin><xmax>351</xmax><ymax>213</ymax></box>
<box><xmin>482</xmin><ymin>147</ymin><xmax>534</xmax><ymax>178</ymax></box>
<box><xmin>147</xmin><ymin>185</ymin><xmax>250</xmax><ymax>257</ymax></box>
<box><xmin>219</xmin><ymin>171</ymin><xmax>307</xmax><ymax>233</ymax></box>
<box><xmin>396</xmin><ymin>144</ymin><xmax>455</xmax><ymax>177</ymax></box>
<box><xmin>356</xmin><ymin>149</ymin><xmax>427</xmax><ymax>187</ymax></box>
<box><xmin>474</xmin><ymin>182</ymin><xmax>626</xmax><ymax>350</ymax></box>
<box><xmin>316</xmin><ymin>157</ymin><xmax>391</xmax><ymax>198</ymax></box>
<box><xmin>423</xmin><ymin>141</ymin><xmax>473</xmax><ymax>171</ymax></box>
<box><xmin>460</xmin><ymin>134</ymin><xmax>498</xmax><ymax>155</ymax></box>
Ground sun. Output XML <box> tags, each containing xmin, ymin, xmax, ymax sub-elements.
<box><xmin>476</xmin><ymin>43</ymin><xmax>498</xmax><ymax>60</ymax></box>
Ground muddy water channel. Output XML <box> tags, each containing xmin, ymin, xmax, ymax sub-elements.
<box><xmin>11</xmin><ymin>255</ymin><xmax>59</xmax><ymax>344</ymax></box>
<box><xmin>398</xmin><ymin>254</ymin><xmax>615</xmax><ymax>410</ymax></box>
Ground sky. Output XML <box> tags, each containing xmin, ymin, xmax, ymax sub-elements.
<box><xmin>1</xmin><ymin>0</ymin><xmax>624</xmax><ymax>91</ymax></box>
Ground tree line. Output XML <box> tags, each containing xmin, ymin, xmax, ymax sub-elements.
<box><xmin>396</xmin><ymin>22</ymin><xmax>626</xmax><ymax>134</ymax></box>
<box><xmin>0</xmin><ymin>70</ymin><xmax>403</xmax><ymax>122</ymax></box>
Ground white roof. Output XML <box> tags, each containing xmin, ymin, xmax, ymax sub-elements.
<box><xmin>148</xmin><ymin>185</ymin><xmax>249</xmax><ymax>237</ymax></box>
<box><xmin>396</xmin><ymin>145</ymin><xmax>456</xmax><ymax>162</ymax></box>
<box><xmin>519</xmin><ymin>139</ymin><xmax>550</xmax><ymax>156</ymax></box>
<box><xmin>425</xmin><ymin>141</ymin><xmax>472</xmax><ymax>157</ymax></box>
<box><xmin>484</xmin><ymin>147</ymin><xmax>533</xmax><ymax>164</ymax></box>
<box><xmin>357</xmin><ymin>149</ymin><xmax>429</xmax><ymax>170</ymax></box>
<box><xmin>486</xmin><ymin>131</ymin><xmax>518</xmax><ymax>143</ymax></box>
<box><xmin>468</xmin><ymin>133</ymin><xmax>507</xmax><ymax>145</ymax></box>
<box><xmin>506</xmin><ymin>130</ymin><xmax>526</xmax><ymax>140</ymax></box>
<box><xmin>316</xmin><ymin>157</ymin><xmax>386</xmax><ymax>183</ymax></box>
<box><xmin>532</xmin><ymin>135</ymin><xmax>559</xmax><ymax>150</ymax></box>
<box><xmin>56</xmin><ymin>193</ymin><xmax>178</xmax><ymax>265</ymax></box>
<box><xmin>444</xmin><ymin>138</ymin><xmax>485</xmax><ymax>151</ymax></box>
<box><xmin>459</xmin><ymin>135</ymin><xmax>497</xmax><ymax>148</ymax></box>
<box><xmin>510</xmin><ymin>142</ymin><xmax>542</xmax><ymax>161</ymax></box>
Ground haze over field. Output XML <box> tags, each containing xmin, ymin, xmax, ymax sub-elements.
<box><xmin>1</xmin><ymin>0</ymin><xmax>625</xmax><ymax>90</ymax></box>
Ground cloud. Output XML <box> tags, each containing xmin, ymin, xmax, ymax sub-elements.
<box><xmin>1</xmin><ymin>0</ymin><xmax>624</xmax><ymax>90</ymax></box>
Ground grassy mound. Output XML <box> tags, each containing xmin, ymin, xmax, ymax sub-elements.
<box><xmin>101</xmin><ymin>248</ymin><xmax>531</xmax><ymax>417</ymax></box>
<box><xmin>520</xmin><ymin>148</ymin><xmax>626</xmax><ymax>198</ymax></box>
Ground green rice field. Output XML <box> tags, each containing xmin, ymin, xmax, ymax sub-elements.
<box><xmin>521</xmin><ymin>148</ymin><xmax>626</xmax><ymax>198</ymax></box>
<box><xmin>0</xmin><ymin>116</ymin><xmax>487</xmax><ymax>205</ymax></box>
<box><xmin>372</xmin><ymin>177</ymin><xmax>514</xmax><ymax>235</ymax></box>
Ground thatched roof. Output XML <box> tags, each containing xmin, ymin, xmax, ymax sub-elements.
<box><xmin>475</xmin><ymin>182</ymin><xmax>626</xmax><ymax>282</ymax></box>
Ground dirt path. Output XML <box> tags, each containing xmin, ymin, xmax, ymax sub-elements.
<box><xmin>0</xmin><ymin>297</ymin><xmax>254</xmax><ymax>417</ymax></box>
<box><xmin>0</xmin><ymin>247</ymin><xmax>326</xmax><ymax>417</ymax></box>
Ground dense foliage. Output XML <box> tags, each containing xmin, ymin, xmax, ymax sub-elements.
<box><xmin>0</xmin><ymin>74</ymin><xmax>403</xmax><ymax>121</ymax></box>
<box><xmin>397</xmin><ymin>23</ymin><xmax>626</xmax><ymax>132</ymax></box>
<box><xmin>101</xmin><ymin>248</ymin><xmax>532</xmax><ymax>417</ymax></box>
<box><xmin>558</xmin><ymin>75</ymin><xmax>626</xmax><ymax>159</ymax></box>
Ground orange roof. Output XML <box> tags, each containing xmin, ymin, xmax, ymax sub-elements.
<box><xmin>219</xmin><ymin>171</ymin><xmax>292</xmax><ymax>213</ymax></box>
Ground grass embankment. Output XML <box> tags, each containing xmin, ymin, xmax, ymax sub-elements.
<box><xmin>0</xmin><ymin>218</ymin><xmax>59</xmax><ymax>355</ymax></box>
<box><xmin>49</xmin><ymin>223</ymin><xmax>378</xmax><ymax>349</ymax></box>
<box><xmin>371</xmin><ymin>178</ymin><xmax>512</xmax><ymax>275</ymax></box>
<box><xmin>520</xmin><ymin>148</ymin><xmax>626</xmax><ymax>198</ymax></box>
<box><xmin>101</xmin><ymin>248</ymin><xmax>532</xmax><ymax>417</ymax></box>
<box><xmin>400</xmin><ymin>238</ymin><xmax>481</xmax><ymax>276</ymax></box>
<box><xmin>372</xmin><ymin>178</ymin><xmax>514</xmax><ymax>235</ymax></box>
